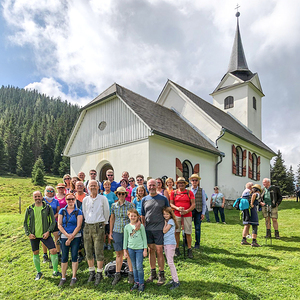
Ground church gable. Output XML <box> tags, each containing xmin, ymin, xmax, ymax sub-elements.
<box><xmin>65</xmin><ymin>96</ymin><xmax>151</xmax><ymax>156</ymax></box>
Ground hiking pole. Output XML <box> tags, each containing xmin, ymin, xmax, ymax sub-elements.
<box><xmin>181</xmin><ymin>216</ymin><xmax>186</xmax><ymax>259</ymax></box>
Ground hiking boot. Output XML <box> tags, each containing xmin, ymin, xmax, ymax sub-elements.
<box><xmin>58</xmin><ymin>278</ymin><xmax>66</xmax><ymax>287</ymax></box>
<box><xmin>130</xmin><ymin>282</ymin><xmax>139</xmax><ymax>291</ymax></box>
<box><xmin>187</xmin><ymin>248</ymin><xmax>193</xmax><ymax>259</ymax></box>
<box><xmin>157</xmin><ymin>272</ymin><xmax>165</xmax><ymax>286</ymax></box>
<box><xmin>174</xmin><ymin>248</ymin><xmax>181</xmax><ymax>257</ymax></box>
<box><xmin>87</xmin><ymin>270</ymin><xmax>95</xmax><ymax>282</ymax></box>
<box><xmin>35</xmin><ymin>272</ymin><xmax>43</xmax><ymax>281</ymax></box>
<box><xmin>275</xmin><ymin>230</ymin><xmax>280</xmax><ymax>239</ymax></box>
<box><xmin>170</xmin><ymin>281</ymin><xmax>180</xmax><ymax>290</ymax></box>
<box><xmin>42</xmin><ymin>253</ymin><xmax>49</xmax><ymax>263</ymax></box>
<box><xmin>146</xmin><ymin>269</ymin><xmax>157</xmax><ymax>283</ymax></box>
<box><xmin>241</xmin><ymin>239</ymin><xmax>251</xmax><ymax>245</ymax></box>
<box><xmin>53</xmin><ymin>271</ymin><xmax>62</xmax><ymax>277</ymax></box>
<box><xmin>70</xmin><ymin>278</ymin><xmax>77</xmax><ymax>286</ymax></box>
<box><xmin>95</xmin><ymin>272</ymin><xmax>103</xmax><ymax>286</ymax></box>
<box><xmin>138</xmin><ymin>283</ymin><xmax>145</xmax><ymax>292</ymax></box>
<box><xmin>112</xmin><ymin>272</ymin><xmax>122</xmax><ymax>285</ymax></box>
<box><xmin>265</xmin><ymin>229</ymin><xmax>271</xmax><ymax>238</ymax></box>
<box><xmin>251</xmin><ymin>241</ymin><xmax>261</xmax><ymax>247</ymax></box>
<box><xmin>128</xmin><ymin>272</ymin><xmax>134</xmax><ymax>284</ymax></box>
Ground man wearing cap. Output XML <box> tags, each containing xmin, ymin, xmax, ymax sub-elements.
<box><xmin>260</xmin><ymin>178</ymin><xmax>282</xmax><ymax>239</ymax></box>
<box><xmin>24</xmin><ymin>191</ymin><xmax>61</xmax><ymax>280</ymax></box>
<box><xmin>82</xmin><ymin>180</ymin><xmax>110</xmax><ymax>285</ymax></box>
<box><xmin>141</xmin><ymin>179</ymin><xmax>170</xmax><ymax>285</ymax></box>
<box><xmin>187</xmin><ymin>174</ymin><xmax>206</xmax><ymax>249</ymax></box>
<box><xmin>170</xmin><ymin>177</ymin><xmax>195</xmax><ymax>259</ymax></box>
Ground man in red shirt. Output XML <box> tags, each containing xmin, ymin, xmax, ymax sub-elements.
<box><xmin>170</xmin><ymin>177</ymin><xmax>195</xmax><ymax>259</ymax></box>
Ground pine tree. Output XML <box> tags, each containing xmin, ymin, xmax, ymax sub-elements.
<box><xmin>58</xmin><ymin>156</ymin><xmax>70</xmax><ymax>176</ymax></box>
<box><xmin>41</xmin><ymin>130</ymin><xmax>54</xmax><ymax>172</ymax></box>
<box><xmin>271</xmin><ymin>150</ymin><xmax>288</xmax><ymax>195</ymax></box>
<box><xmin>34</xmin><ymin>167</ymin><xmax>45</xmax><ymax>186</ymax></box>
<box><xmin>32</xmin><ymin>156</ymin><xmax>45</xmax><ymax>184</ymax></box>
<box><xmin>52</xmin><ymin>133</ymin><xmax>65</xmax><ymax>175</ymax></box>
<box><xmin>16</xmin><ymin>134</ymin><xmax>34</xmax><ymax>177</ymax></box>
<box><xmin>286</xmin><ymin>166</ymin><xmax>295</xmax><ymax>196</ymax></box>
<box><xmin>0</xmin><ymin>136</ymin><xmax>7</xmax><ymax>173</ymax></box>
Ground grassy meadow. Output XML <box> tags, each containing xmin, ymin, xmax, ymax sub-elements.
<box><xmin>0</xmin><ymin>175</ymin><xmax>300</xmax><ymax>299</ymax></box>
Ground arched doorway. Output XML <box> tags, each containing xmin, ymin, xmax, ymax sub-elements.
<box><xmin>99</xmin><ymin>163</ymin><xmax>113</xmax><ymax>182</ymax></box>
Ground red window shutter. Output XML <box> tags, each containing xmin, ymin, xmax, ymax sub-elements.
<box><xmin>232</xmin><ymin>145</ymin><xmax>236</xmax><ymax>174</ymax></box>
<box><xmin>248</xmin><ymin>151</ymin><xmax>253</xmax><ymax>179</ymax></box>
<box><xmin>242</xmin><ymin>150</ymin><xmax>247</xmax><ymax>177</ymax></box>
<box><xmin>194</xmin><ymin>163</ymin><xmax>200</xmax><ymax>176</ymax></box>
<box><xmin>257</xmin><ymin>156</ymin><xmax>261</xmax><ymax>181</ymax></box>
<box><xmin>176</xmin><ymin>158</ymin><xmax>183</xmax><ymax>181</ymax></box>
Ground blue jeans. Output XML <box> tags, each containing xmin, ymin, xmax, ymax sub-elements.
<box><xmin>192</xmin><ymin>209</ymin><xmax>202</xmax><ymax>246</ymax></box>
<box><xmin>213</xmin><ymin>207</ymin><xmax>225</xmax><ymax>223</ymax></box>
<box><xmin>205</xmin><ymin>205</ymin><xmax>210</xmax><ymax>222</ymax></box>
<box><xmin>128</xmin><ymin>248</ymin><xmax>144</xmax><ymax>284</ymax></box>
<box><xmin>60</xmin><ymin>237</ymin><xmax>81</xmax><ymax>263</ymax></box>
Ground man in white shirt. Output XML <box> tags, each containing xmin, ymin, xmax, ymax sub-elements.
<box><xmin>82</xmin><ymin>180</ymin><xmax>109</xmax><ymax>285</ymax></box>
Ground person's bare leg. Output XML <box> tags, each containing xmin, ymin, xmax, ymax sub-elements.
<box><xmin>186</xmin><ymin>234</ymin><xmax>192</xmax><ymax>248</ymax></box>
<box><xmin>272</xmin><ymin>218</ymin><xmax>278</xmax><ymax>230</ymax></box>
<box><xmin>115</xmin><ymin>251</ymin><xmax>123</xmax><ymax>272</ymax></box>
<box><xmin>61</xmin><ymin>262</ymin><xmax>68</xmax><ymax>278</ymax></box>
<box><xmin>175</xmin><ymin>232</ymin><xmax>180</xmax><ymax>248</ymax></box>
<box><xmin>148</xmin><ymin>244</ymin><xmax>156</xmax><ymax>269</ymax></box>
<box><xmin>156</xmin><ymin>245</ymin><xmax>164</xmax><ymax>271</ymax></box>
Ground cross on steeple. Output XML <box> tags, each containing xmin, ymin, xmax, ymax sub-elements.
<box><xmin>235</xmin><ymin>4</ymin><xmax>240</xmax><ymax>13</ymax></box>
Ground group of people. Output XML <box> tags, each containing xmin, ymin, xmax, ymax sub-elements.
<box><xmin>24</xmin><ymin>168</ymin><xmax>282</xmax><ymax>292</ymax></box>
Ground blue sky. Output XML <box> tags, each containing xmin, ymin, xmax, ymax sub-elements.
<box><xmin>1</xmin><ymin>0</ymin><xmax>299</xmax><ymax>173</ymax></box>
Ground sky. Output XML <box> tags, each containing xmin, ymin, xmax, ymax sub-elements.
<box><xmin>1</xmin><ymin>0</ymin><xmax>299</xmax><ymax>173</ymax></box>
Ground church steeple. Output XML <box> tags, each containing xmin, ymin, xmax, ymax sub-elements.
<box><xmin>227</xmin><ymin>11</ymin><xmax>249</xmax><ymax>73</ymax></box>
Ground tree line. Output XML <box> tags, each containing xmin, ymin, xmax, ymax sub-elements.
<box><xmin>0</xmin><ymin>86</ymin><xmax>80</xmax><ymax>177</ymax></box>
<box><xmin>271</xmin><ymin>150</ymin><xmax>300</xmax><ymax>196</ymax></box>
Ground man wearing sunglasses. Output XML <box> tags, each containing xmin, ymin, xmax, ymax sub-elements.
<box><xmin>100</xmin><ymin>169</ymin><xmax>120</xmax><ymax>193</ymax></box>
<box><xmin>84</xmin><ymin>170</ymin><xmax>101</xmax><ymax>195</ymax></box>
<box><xmin>82</xmin><ymin>180</ymin><xmax>110</xmax><ymax>285</ymax></box>
<box><xmin>131</xmin><ymin>174</ymin><xmax>149</xmax><ymax>201</ymax></box>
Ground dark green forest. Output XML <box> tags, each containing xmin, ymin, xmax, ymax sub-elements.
<box><xmin>0</xmin><ymin>86</ymin><xmax>80</xmax><ymax>176</ymax></box>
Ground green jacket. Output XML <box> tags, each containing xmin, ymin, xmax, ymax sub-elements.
<box><xmin>24</xmin><ymin>201</ymin><xmax>56</xmax><ymax>236</ymax></box>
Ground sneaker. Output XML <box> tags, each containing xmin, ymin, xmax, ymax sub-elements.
<box><xmin>251</xmin><ymin>242</ymin><xmax>262</xmax><ymax>247</ymax></box>
<box><xmin>53</xmin><ymin>271</ymin><xmax>62</xmax><ymax>277</ymax></box>
<box><xmin>70</xmin><ymin>278</ymin><xmax>77</xmax><ymax>286</ymax></box>
<box><xmin>107</xmin><ymin>244</ymin><xmax>112</xmax><ymax>250</ymax></box>
<box><xmin>35</xmin><ymin>272</ymin><xmax>43</xmax><ymax>281</ymax></box>
<box><xmin>112</xmin><ymin>272</ymin><xmax>122</xmax><ymax>285</ymax></box>
<box><xmin>223</xmin><ymin>222</ymin><xmax>226</xmax><ymax>224</ymax></box>
<box><xmin>130</xmin><ymin>282</ymin><xmax>139</xmax><ymax>291</ymax></box>
<box><xmin>187</xmin><ymin>248</ymin><xmax>193</xmax><ymax>259</ymax></box>
<box><xmin>58</xmin><ymin>278</ymin><xmax>66</xmax><ymax>287</ymax></box>
<box><xmin>174</xmin><ymin>248</ymin><xmax>181</xmax><ymax>257</ymax></box>
<box><xmin>42</xmin><ymin>254</ymin><xmax>49</xmax><ymax>263</ymax></box>
<box><xmin>166</xmin><ymin>280</ymin><xmax>174</xmax><ymax>286</ymax></box>
<box><xmin>49</xmin><ymin>261</ymin><xmax>53</xmax><ymax>269</ymax></box>
<box><xmin>146</xmin><ymin>269</ymin><xmax>157</xmax><ymax>283</ymax></box>
<box><xmin>95</xmin><ymin>272</ymin><xmax>103</xmax><ymax>286</ymax></box>
<box><xmin>241</xmin><ymin>240</ymin><xmax>251</xmax><ymax>245</ymax></box>
<box><xmin>128</xmin><ymin>272</ymin><xmax>134</xmax><ymax>284</ymax></box>
<box><xmin>138</xmin><ymin>283</ymin><xmax>145</xmax><ymax>292</ymax></box>
<box><xmin>170</xmin><ymin>281</ymin><xmax>180</xmax><ymax>290</ymax></box>
<box><xmin>157</xmin><ymin>272</ymin><xmax>165</xmax><ymax>286</ymax></box>
<box><xmin>87</xmin><ymin>271</ymin><xmax>95</xmax><ymax>282</ymax></box>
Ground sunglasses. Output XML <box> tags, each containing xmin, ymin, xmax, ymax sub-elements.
<box><xmin>136</xmin><ymin>179</ymin><xmax>143</xmax><ymax>181</ymax></box>
<box><xmin>66</xmin><ymin>198</ymin><xmax>75</xmax><ymax>201</ymax></box>
<box><xmin>65</xmin><ymin>178</ymin><xmax>71</xmax><ymax>180</ymax></box>
<box><xmin>46</xmin><ymin>190</ymin><xmax>55</xmax><ymax>193</ymax></box>
<box><xmin>107</xmin><ymin>174</ymin><xmax>113</xmax><ymax>177</ymax></box>
<box><xmin>118</xmin><ymin>193</ymin><xmax>126</xmax><ymax>196</ymax></box>
<box><xmin>90</xmin><ymin>173</ymin><xmax>96</xmax><ymax>175</ymax></box>
<box><xmin>191</xmin><ymin>179</ymin><xmax>198</xmax><ymax>182</ymax></box>
<box><xmin>129</xmin><ymin>180</ymin><xmax>134</xmax><ymax>183</ymax></box>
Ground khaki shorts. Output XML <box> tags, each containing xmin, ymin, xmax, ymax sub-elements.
<box><xmin>175</xmin><ymin>216</ymin><xmax>192</xmax><ymax>235</ymax></box>
<box><xmin>83</xmin><ymin>222</ymin><xmax>105</xmax><ymax>261</ymax></box>
<box><xmin>262</xmin><ymin>205</ymin><xmax>278</xmax><ymax>219</ymax></box>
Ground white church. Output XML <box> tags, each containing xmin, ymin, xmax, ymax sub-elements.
<box><xmin>63</xmin><ymin>14</ymin><xmax>275</xmax><ymax>202</ymax></box>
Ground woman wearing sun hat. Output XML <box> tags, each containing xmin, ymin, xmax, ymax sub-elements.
<box><xmin>241</xmin><ymin>184</ymin><xmax>262</xmax><ymax>247</ymax></box>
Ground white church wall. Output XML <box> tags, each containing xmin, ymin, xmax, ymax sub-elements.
<box><xmin>247</xmin><ymin>88</ymin><xmax>262</xmax><ymax>139</ymax></box>
<box><xmin>217</xmin><ymin>133</ymin><xmax>273</xmax><ymax>200</ymax></box>
<box><xmin>67</xmin><ymin>96</ymin><xmax>151</xmax><ymax>157</ymax></box>
<box><xmin>148</xmin><ymin>135</ymin><xmax>217</xmax><ymax>196</ymax></box>
<box><xmin>160</xmin><ymin>88</ymin><xmax>186</xmax><ymax>114</ymax></box>
<box><xmin>69</xmin><ymin>139</ymin><xmax>150</xmax><ymax>180</ymax></box>
<box><xmin>221</xmin><ymin>74</ymin><xmax>241</xmax><ymax>88</ymax></box>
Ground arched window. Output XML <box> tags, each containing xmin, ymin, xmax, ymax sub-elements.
<box><xmin>224</xmin><ymin>96</ymin><xmax>234</xmax><ymax>109</ymax></box>
<box><xmin>182</xmin><ymin>160</ymin><xmax>193</xmax><ymax>185</ymax></box>
<box><xmin>252</xmin><ymin>153</ymin><xmax>257</xmax><ymax>180</ymax></box>
<box><xmin>236</xmin><ymin>146</ymin><xmax>243</xmax><ymax>176</ymax></box>
<box><xmin>253</xmin><ymin>97</ymin><xmax>257</xmax><ymax>110</ymax></box>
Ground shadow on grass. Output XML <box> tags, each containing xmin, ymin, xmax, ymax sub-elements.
<box><xmin>280</xmin><ymin>236</ymin><xmax>300</xmax><ymax>243</ymax></box>
<box><xmin>267</xmin><ymin>244</ymin><xmax>300</xmax><ymax>252</ymax></box>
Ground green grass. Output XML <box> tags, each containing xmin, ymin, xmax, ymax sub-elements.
<box><xmin>1</xmin><ymin>175</ymin><xmax>300</xmax><ymax>299</ymax></box>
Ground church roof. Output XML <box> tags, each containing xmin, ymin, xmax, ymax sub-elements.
<box><xmin>83</xmin><ymin>83</ymin><xmax>221</xmax><ymax>155</ymax></box>
<box><xmin>170</xmin><ymin>81</ymin><xmax>275</xmax><ymax>154</ymax></box>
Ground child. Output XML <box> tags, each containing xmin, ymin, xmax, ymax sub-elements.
<box><xmin>103</xmin><ymin>180</ymin><xmax>118</xmax><ymax>250</ymax></box>
<box><xmin>163</xmin><ymin>207</ymin><xmax>180</xmax><ymax>290</ymax></box>
<box><xmin>132</xmin><ymin>185</ymin><xmax>147</xmax><ymax>215</ymax></box>
<box><xmin>123</xmin><ymin>209</ymin><xmax>147</xmax><ymax>293</ymax></box>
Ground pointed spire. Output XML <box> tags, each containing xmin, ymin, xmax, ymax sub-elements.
<box><xmin>227</xmin><ymin>12</ymin><xmax>249</xmax><ymax>73</ymax></box>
